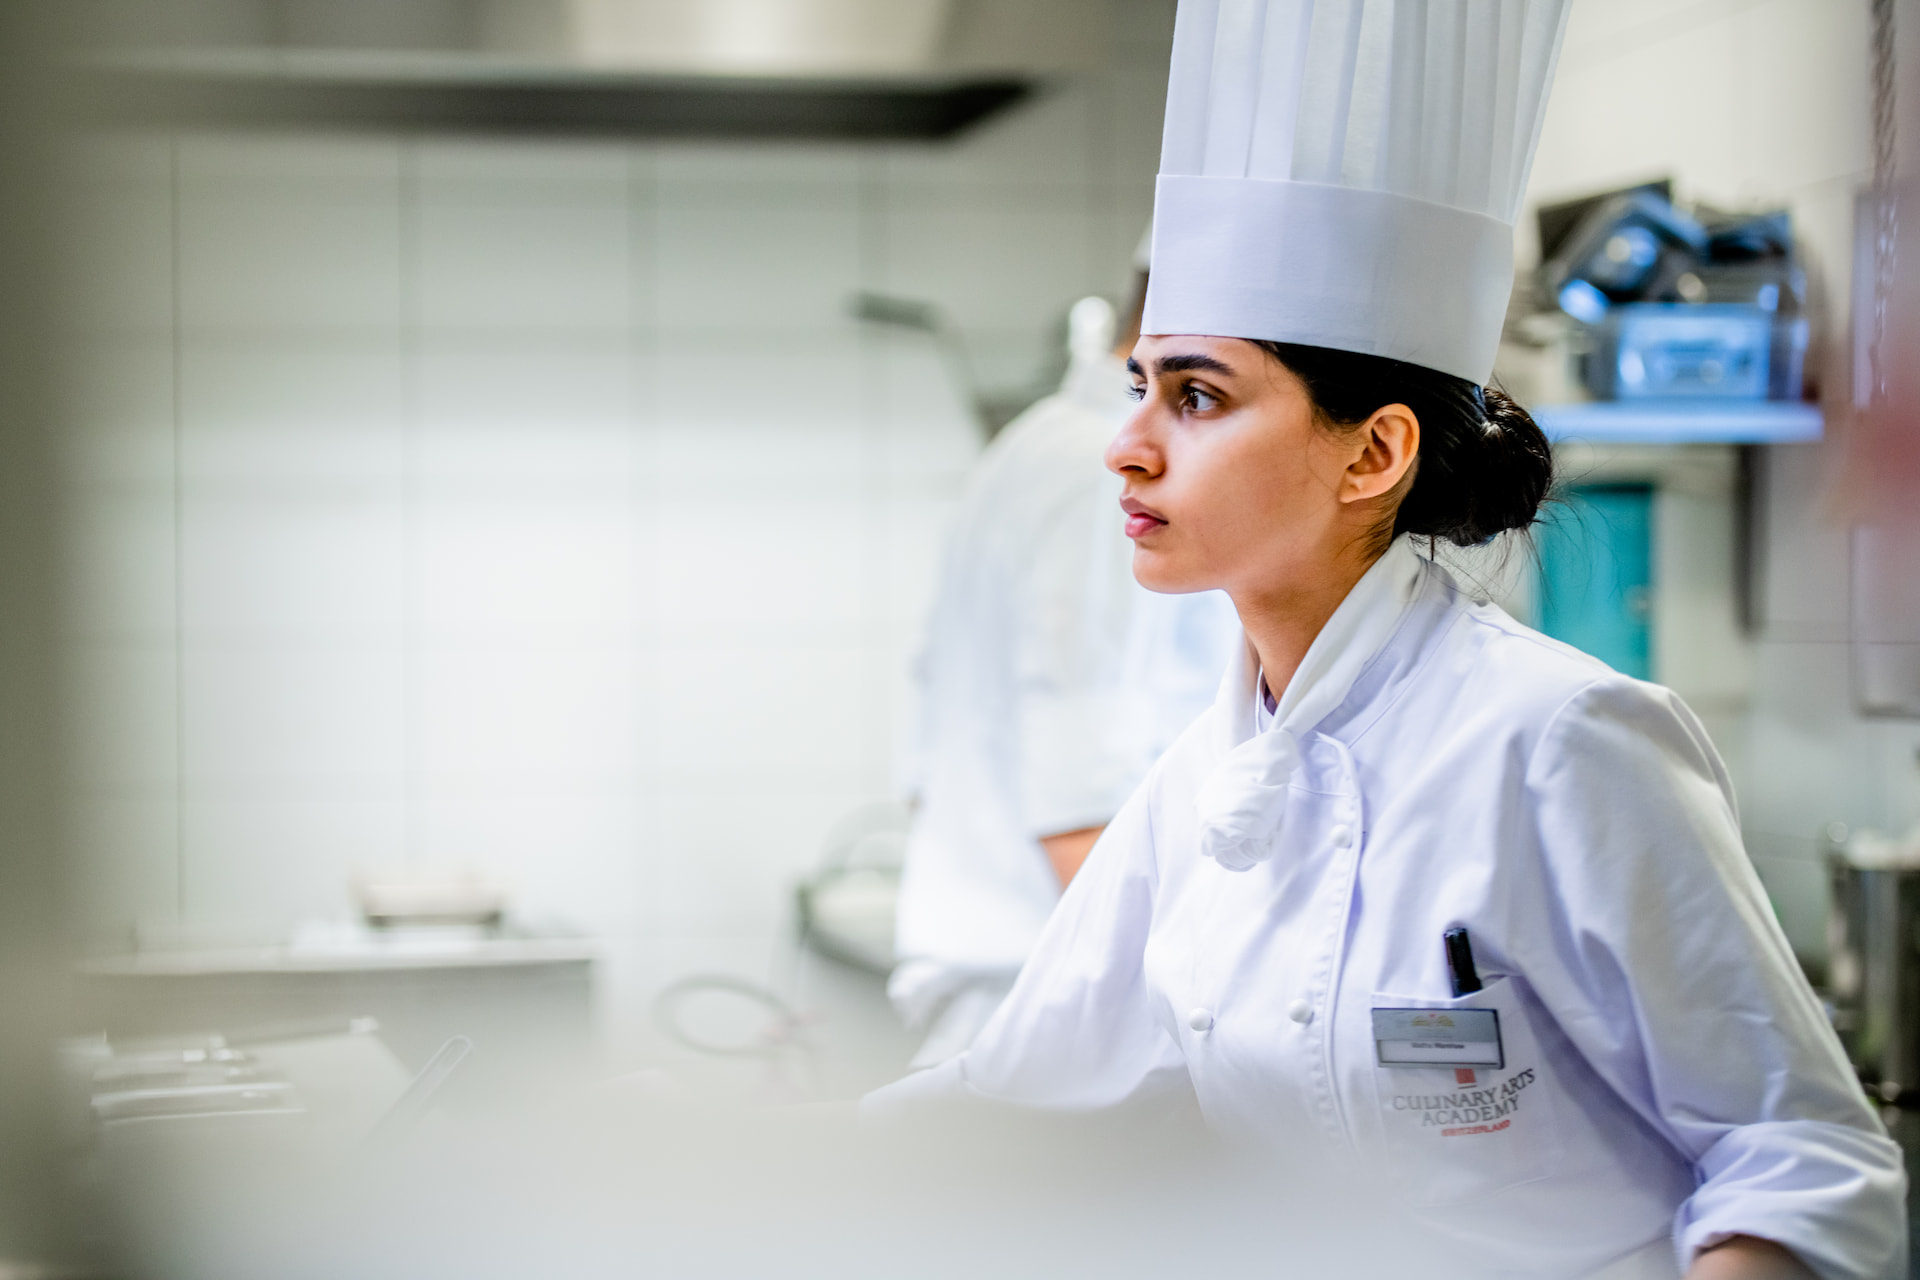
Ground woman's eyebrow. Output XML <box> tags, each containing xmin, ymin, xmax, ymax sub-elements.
<box><xmin>1154</xmin><ymin>352</ymin><xmax>1235</xmax><ymax>377</ymax></box>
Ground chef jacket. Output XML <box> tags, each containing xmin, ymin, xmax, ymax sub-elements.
<box><xmin>890</xmin><ymin>354</ymin><xmax>1236</xmax><ymax>1033</ymax></box>
<box><xmin>871</xmin><ymin>537</ymin><xmax>1906</xmax><ymax>1280</ymax></box>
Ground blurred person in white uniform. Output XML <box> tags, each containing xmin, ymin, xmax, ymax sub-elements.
<box><xmin>871</xmin><ymin>3</ymin><xmax>1906</xmax><ymax>1278</ymax></box>
<box><xmin>891</xmin><ymin>254</ymin><xmax>1238</xmax><ymax>1070</ymax></box>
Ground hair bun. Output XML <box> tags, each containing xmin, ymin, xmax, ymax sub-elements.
<box><xmin>1440</xmin><ymin>386</ymin><xmax>1553</xmax><ymax>546</ymax></box>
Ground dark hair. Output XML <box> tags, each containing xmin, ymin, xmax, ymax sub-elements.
<box><xmin>1252</xmin><ymin>341</ymin><xmax>1553</xmax><ymax>549</ymax></box>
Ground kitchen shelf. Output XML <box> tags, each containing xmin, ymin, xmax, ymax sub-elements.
<box><xmin>1533</xmin><ymin>400</ymin><xmax>1823</xmax><ymax>445</ymax></box>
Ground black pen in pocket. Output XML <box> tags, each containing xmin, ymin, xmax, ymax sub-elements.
<box><xmin>1444</xmin><ymin>926</ymin><xmax>1482</xmax><ymax>998</ymax></box>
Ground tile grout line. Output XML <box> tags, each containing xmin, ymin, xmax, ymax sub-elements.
<box><xmin>168</xmin><ymin>136</ymin><xmax>188</xmax><ymax>932</ymax></box>
<box><xmin>629</xmin><ymin>141</ymin><xmax>654</xmax><ymax>944</ymax></box>
<box><xmin>858</xmin><ymin>148</ymin><xmax>886</xmax><ymax>807</ymax></box>
<box><xmin>401</xmin><ymin>139</ymin><xmax>422</xmax><ymax>869</ymax></box>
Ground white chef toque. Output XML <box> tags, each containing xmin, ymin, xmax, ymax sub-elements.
<box><xmin>1142</xmin><ymin>0</ymin><xmax>1571</xmax><ymax>385</ymax></box>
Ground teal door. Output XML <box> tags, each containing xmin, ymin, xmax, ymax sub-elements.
<box><xmin>1536</xmin><ymin>483</ymin><xmax>1654</xmax><ymax>680</ymax></box>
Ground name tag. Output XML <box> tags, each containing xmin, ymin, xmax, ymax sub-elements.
<box><xmin>1371</xmin><ymin>1007</ymin><xmax>1504</xmax><ymax>1069</ymax></box>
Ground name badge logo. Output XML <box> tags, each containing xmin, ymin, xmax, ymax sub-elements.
<box><xmin>1371</xmin><ymin>1007</ymin><xmax>1503</xmax><ymax>1069</ymax></box>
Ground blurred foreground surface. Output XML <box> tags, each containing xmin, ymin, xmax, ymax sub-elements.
<box><xmin>77</xmin><ymin>1036</ymin><xmax>1449</xmax><ymax>1280</ymax></box>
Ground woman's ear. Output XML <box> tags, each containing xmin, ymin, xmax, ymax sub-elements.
<box><xmin>1340</xmin><ymin>404</ymin><xmax>1420</xmax><ymax>504</ymax></box>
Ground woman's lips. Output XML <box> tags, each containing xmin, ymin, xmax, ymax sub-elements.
<box><xmin>1120</xmin><ymin>497</ymin><xmax>1168</xmax><ymax>540</ymax></box>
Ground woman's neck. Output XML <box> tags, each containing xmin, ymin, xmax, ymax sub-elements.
<box><xmin>1231</xmin><ymin>547</ymin><xmax>1383</xmax><ymax>708</ymax></box>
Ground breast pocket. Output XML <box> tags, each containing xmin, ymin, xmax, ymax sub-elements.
<box><xmin>1363</xmin><ymin>976</ymin><xmax>1566</xmax><ymax>1207</ymax></box>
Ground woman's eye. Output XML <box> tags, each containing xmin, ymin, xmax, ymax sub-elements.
<box><xmin>1126</xmin><ymin>382</ymin><xmax>1147</xmax><ymax>401</ymax></box>
<box><xmin>1183</xmin><ymin>385</ymin><xmax>1219</xmax><ymax>412</ymax></box>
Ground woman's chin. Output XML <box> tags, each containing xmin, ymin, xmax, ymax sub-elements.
<box><xmin>1130</xmin><ymin>551</ymin><xmax>1206</xmax><ymax>596</ymax></box>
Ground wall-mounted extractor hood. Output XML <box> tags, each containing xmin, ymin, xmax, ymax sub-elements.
<box><xmin>71</xmin><ymin>0</ymin><xmax>1112</xmax><ymax>140</ymax></box>
<box><xmin>560</xmin><ymin>0</ymin><xmax>953</xmax><ymax>76</ymax></box>
<box><xmin>80</xmin><ymin>50</ymin><xmax>1030</xmax><ymax>140</ymax></box>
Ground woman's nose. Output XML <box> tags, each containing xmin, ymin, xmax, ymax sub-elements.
<box><xmin>1105</xmin><ymin>403</ymin><xmax>1162</xmax><ymax>479</ymax></box>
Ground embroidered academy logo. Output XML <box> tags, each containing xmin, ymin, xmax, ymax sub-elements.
<box><xmin>1389</xmin><ymin>1068</ymin><xmax>1537</xmax><ymax>1137</ymax></box>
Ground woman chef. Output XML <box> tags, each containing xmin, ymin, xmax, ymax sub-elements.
<box><xmin>866</xmin><ymin>2</ymin><xmax>1907</xmax><ymax>1278</ymax></box>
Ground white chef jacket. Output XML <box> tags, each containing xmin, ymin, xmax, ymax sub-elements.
<box><xmin>891</xmin><ymin>354</ymin><xmax>1237</xmax><ymax>1047</ymax></box>
<box><xmin>871</xmin><ymin>537</ymin><xmax>1906</xmax><ymax>1280</ymax></box>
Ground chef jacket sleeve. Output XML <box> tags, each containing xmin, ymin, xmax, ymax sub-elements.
<box><xmin>864</xmin><ymin>780</ymin><xmax>1191</xmax><ymax>1118</ymax></box>
<box><xmin>1522</xmin><ymin>675</ymin><xmax>1906</xmax><ymax>1280</ymax></box>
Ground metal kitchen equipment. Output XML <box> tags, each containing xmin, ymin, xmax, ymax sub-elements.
<box><xmin>1585</xmin><ymin>304</ymin><xmax>1776</xmax><ymax>400</ymax></box>
<box><xmin>794</xmin><ymin>802</ymin><xmax>906</xmax><ymax>975</ymax></box>
<box><xmin>1537</xmin><ymin>183</ymin><xmax>1809</xmax><ymax>403</ymax></box>
<box><xmin>1823</xmin><ymin>822</ymin><xmax>1920</xmax><ymax>1100</ymax></box>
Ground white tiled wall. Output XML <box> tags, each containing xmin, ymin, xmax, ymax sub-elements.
<box><xmin>1523</xmin><ymin>0</ymin><xmax>1920</xmax><ymax>960</ymax></box>
<box><xmin>61</xmin><ymin>0</ymin><xmax>1898</xmax><ymax>1057</ymax></box>
<box><xmin>58</xmin><ymin>0</ymin><xmax>1178</xmax><ymax>1063</ymax></box>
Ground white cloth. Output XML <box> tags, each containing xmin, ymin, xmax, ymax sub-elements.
<box><xmin>907</xmin><ymin>974</ymin><xmax>1017</xmax><ymax>1071</ymax></box>
<box><xmin>890</xmin><ymin>355</ymin><xmax>1239</xmax><ymax>1045</ymax></box>
<box><xmin>1197</xmin><ymin>538</ymin><xmax>1423</xmax><ymax>873</ymax></box>
<box><xmin>1143</xmin><ymin>0</ymin><xmax>1572</xmax><ymax>383</ymax></box>
<box><xmin>870</xmin><ymin>541</ymin><xmax>1906</xmax><ymax>1280</ymax></box>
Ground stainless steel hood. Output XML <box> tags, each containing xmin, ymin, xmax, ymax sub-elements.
<box><xmin>551</xmin><ymin>0</ymin><xmax>955</xmax><ymax>76</ymax></box>
<box><xmin>78</xmin><ymin>49</ymin><xmax>1030</xmax><ymax>140</ymax></box>
<box><xmin>69</xmin><ymin>0</ymin><xmax>1114</xmax><ymax>139</ymax></box>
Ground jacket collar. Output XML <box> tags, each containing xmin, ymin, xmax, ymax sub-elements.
<box><xmin>1220</xmin><ymin>535</ymin><xmax>1428</xmax><ymax>751</ymax></box>
<box><xmin>1193</xmin><ymin>538</ymin><xmax>1428</xmax><ymax>873</ymax></box>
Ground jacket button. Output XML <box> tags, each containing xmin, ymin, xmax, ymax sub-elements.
<box><xmin>1188</xmin><ymin>1007</ymin><xmax>1214</xmax><ymax>1032</ymax></box>
<box><xmin>1330</xmin><ymin>824</ymin><xmax>1353</xmax><ymax>848</ymax></box>
<box><xmin>1287</xmin><ymin>999</ymin><xmax>1313</xmax><ymax>1024</ymax></box>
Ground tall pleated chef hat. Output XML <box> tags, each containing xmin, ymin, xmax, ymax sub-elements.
<box><xmin>1143</xmin><ymin>0</ymin><xmax>1571</xmax><ymax>385</ymax></box>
